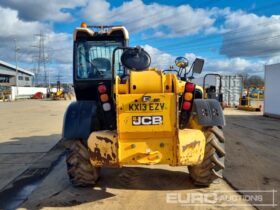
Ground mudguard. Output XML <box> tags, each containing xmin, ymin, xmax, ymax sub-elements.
<box><xmin>191</xmin><ymin>99</ymin><xmax>225</xmax><ymax>126</ymax></box>
<box><xmin>62</xmin><ymin>101</ymin><xmax>98</xmax><ymax>141</ymax></box>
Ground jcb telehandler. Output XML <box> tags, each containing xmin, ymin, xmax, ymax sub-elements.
<box><xmin>62</xmin><ymin>23</ymin><xmax>226</xmax><ymax>187</ymax></box>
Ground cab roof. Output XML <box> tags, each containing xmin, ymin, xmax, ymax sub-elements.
<box><xmin>73</xmin><ymin>25</ymin><xmax>129</xmax><ymax>41</ymax></box>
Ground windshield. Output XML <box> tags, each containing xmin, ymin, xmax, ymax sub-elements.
<box><xmin>76</xmin><ymin>41</ymin><xmax>123</xmax><ymax>79</ymax></box>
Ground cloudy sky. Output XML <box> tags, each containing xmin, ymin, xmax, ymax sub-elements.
<box><xmin>0</xmin><ymin>0</ymin><xmax>279</xmax><ymax>83</ymax></box>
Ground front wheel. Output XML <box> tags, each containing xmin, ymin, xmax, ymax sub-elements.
<box><xmin>188</xmin><ymin>126</ymin><xmax>225</xmax><ymax>186</ymax></box>
<box><xmin>64</xmin><ymin>140</ymin><xmax>100</xmax><ymax>187</ymax></box>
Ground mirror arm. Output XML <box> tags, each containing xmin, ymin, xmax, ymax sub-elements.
<box><xmin>184</xmin><ymin>62</ymin><xmax>194</xmax><ymax>79</ymax></box>
<box><xmin>178</xmin><ymin>68</ymin><xmax>182</xmax><ymax>77</ymax></box>
<box><xmin>190</xmin><ymin>68</ymin><xmax>195</xmax><ymax>78</ymax></box>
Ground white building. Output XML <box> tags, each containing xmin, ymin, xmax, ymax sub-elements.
<box><xmin>264</xmin><ymin>63</ymin><xmax>280</xmax><ymax>118</ymax></box>
<box><xmin>0</xmin><ymin>60</ymin><xmax>34</xmax><ymax>87</ymax></box>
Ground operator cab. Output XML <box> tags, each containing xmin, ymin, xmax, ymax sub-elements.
<box><xmin>73</xmin><ymin>23</ymin><xmax>129</xmax><ymax>100</ymax></box>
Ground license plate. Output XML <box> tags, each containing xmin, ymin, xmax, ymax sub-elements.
<box><xmin>126</xmin><ymin>102</ymin><xmax>166</xmax><ymax>111</ymax></box>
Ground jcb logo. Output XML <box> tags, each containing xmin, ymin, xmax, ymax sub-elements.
<box><xmin>132</xmin><ymin>116</ymin><xmax>163</xmax><ymax>126</ymax></box>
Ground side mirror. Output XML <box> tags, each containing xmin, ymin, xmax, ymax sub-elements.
<box><xmin>175</xmin><ymin>57</ymin><xmax>189</xmax><ymax>69</ymax></box>
<box><xmin>192</xmin><ymin>58</ymin><xmax>204</xmax><ymax>74</ymax></box>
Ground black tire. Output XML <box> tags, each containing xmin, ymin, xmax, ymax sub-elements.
<box><xmin>188</xmin><ymin>126</ymin><xmax>225</xmax><ymax>186</ymax></box>
<box><xmin>64</xmin><ymin>140</ymin><xmax>100</xmax><ymax>187</ymax></box>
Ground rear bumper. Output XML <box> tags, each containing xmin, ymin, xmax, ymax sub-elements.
<box><xmin>87</xmin><ymin>129</ymin><xmax>205</xmax><ymax>167</ymax></box>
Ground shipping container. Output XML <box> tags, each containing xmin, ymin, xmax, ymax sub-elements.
<box><xmin>215</xmin><ymin>75</ymin><xmax>243</xmax><ymax>107</ymax></box>
<box><xmin>193</xmin><ymin>74</ymin><xmax>243</xmax><ymax>107</ymax></box>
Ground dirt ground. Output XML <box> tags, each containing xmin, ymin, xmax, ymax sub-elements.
<box><xmin>0</xmin><ymin>100</ymin><xmax>71</xmax><ymax>190</ymax></box>
<box><xmin>223</xmin><ymin>109</ymin><xmax>280</xmax><ymax>210</ymax></box>
<box><xmin>0</xmin><ymin>101</ymin><xmax>279</xmax><ymax>210</ymax></box>
<box><xmin>19</xmin><ymin>159</ymin><xmax>255</xmax><ymax>210</ymax></box>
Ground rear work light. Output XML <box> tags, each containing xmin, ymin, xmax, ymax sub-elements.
<box><xmin>185</xmin><ymin>82</ymin><xmax>195</xmax><ymax>92</ymax></box>
<box><xmin>98</xmin><ymin>85</ymin><xmax>107</xmax><ymax>93</ymax></box>
<box><xmin>182</xmin><ymin>101</ymin><xmax>192</xmax><ymax>110</ymax></box>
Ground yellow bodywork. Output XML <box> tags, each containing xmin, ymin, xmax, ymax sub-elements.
<box><xmin>237</xmin><ymin>99</ymin><xmax>262</xmax><ymax>111</ymax></box>
<box><xmin>238</xmin><ymin>87</ymin><xmax>263</xmax><ymax>112</ymax></box>
<box><xmin>88</xmin><ymin>69</ymin><xmax>206</xmax><ymax>166</ymax></box>
<box><xmin>87</xmin><ymin>130</ymin><xmax>118</xmax><ymax>166</ymax></box>
<box><xmin>56</xmin><ymin>90</ymin><xmax>64</xmax><ymax>97</ymax></box>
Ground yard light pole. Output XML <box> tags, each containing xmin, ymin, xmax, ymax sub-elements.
<box><xmin>14</xmin><ymin>38</ymin><xmax>20</xmax><ymax>99</ymax></box>
<box><xmin>14</xmin><ymin>39</ymin><xmax>20</xmax><ymax>87</ymax></box>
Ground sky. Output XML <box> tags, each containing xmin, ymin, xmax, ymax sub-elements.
<box><xmin>0</xmin><ymin>0</ymin><xmax>279</xmax><ymax>83</ymax></box>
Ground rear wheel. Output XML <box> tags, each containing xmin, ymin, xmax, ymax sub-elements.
<box><xmin>64</xmin><ymin>140</ymin><xmax>100</xmax><ymax>187</ymax></box>
<box><xmin>188</xmin><ymin>126</ymin><xmax>225</xmax><ymax>186</ymax></box>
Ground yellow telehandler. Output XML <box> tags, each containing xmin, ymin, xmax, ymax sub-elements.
<box><xmin>62</xmin><ymin>23</ymin><xmax>226</xmax><ymax>187</ymax></box>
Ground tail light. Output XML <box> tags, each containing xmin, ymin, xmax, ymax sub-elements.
<box><xmin>185</xmin><ymin>83</ymin><xmax>195</xmax><ymax>92</ymax></box>
<box><xmin>184</xmin><ymin>92</ymin><xmax>193</xmax><ymax>101</ymax></box>
<box><xmin>102</xmin><ymin>103</ymin><xmax>111</xmax><ymax>111</ymax></box>
<box><xmin>98</xmin><ymin>85</ymin><xmax>107</xmax><ymax>93</ymax></box>
<box><xmin>182</xmin><ymin>101</ymin><xmax>191</xmax><ymax>110</ymax></box>
<box><xmin>182</xmin><ymin>82</ymin><xmax>195</xmax><ymax>110</ymax></box>
<box><xmin>100</xmin><ymin>94</ymin><xmax>109</xmax><ymax>102</ymax></box>
<box><xmin>96</xmin><ymin>84</ymin><xmax>116</xmax><ymax>129</ymax></box>
<box><xmin>97</xmin><ymin>84</ymin><xmax>111</xmax><ymax>111</ymax></box>
<box><xmin>180</xmin><ymin>82</ymin><xmax>196</xmax><ymax>128</ymax></box>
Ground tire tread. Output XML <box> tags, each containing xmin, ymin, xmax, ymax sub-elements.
<box><xmin>189</xmin><ymin>126</ymin><xmax>225</xmax><ymax>186</ymax></box>
<box><xmin>65</xmin><ymin>140</ymin><xmax>99</xmax><ymax>187</ymax></box>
